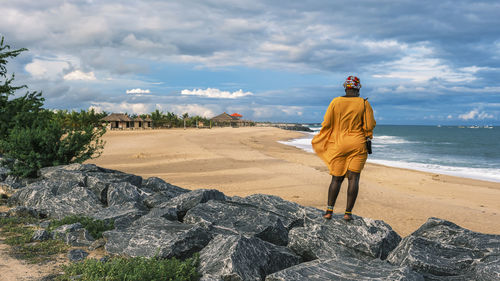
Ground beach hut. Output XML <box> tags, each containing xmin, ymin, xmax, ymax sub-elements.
<box><xmin>102</xmin><ymin>113</ymin><xmax>133</xmax><ymax>129</ymax></box>
<box><xmin>211</xmin><ymin>112</ymin><xmax>238</xmax><ymax>127</ymax></box>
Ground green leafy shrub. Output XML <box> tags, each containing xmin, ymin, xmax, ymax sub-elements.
<box><xmin>48</xmin><ymin>215</ymin><xmax>114</xmax><ymax>239</ymax></box>
<box><xmin>0</xmin><ymin>36</ymin><xmax>106</xmax><ymax>178</ymax></box>
<box><xmin>58</xmin><ymin>254</ymin><xmax>200</xmax><ymax>281</ymax></box>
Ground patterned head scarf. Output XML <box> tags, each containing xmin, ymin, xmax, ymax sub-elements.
<box><xmin>343</xmin><ymin>76</ymin><xmax>362</xmax><ymax>89</ymax></box>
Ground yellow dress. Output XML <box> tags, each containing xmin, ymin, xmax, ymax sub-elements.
<box><xmin>312</xmin><ymin>96</ymin><xmax>376</xmax><ymax>176</ymax></box>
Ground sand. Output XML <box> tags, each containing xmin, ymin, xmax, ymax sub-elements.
<box><xmin>87</xmin><ymin>127</ymin><xmax>500</xmax><ymax>237</ymax></box>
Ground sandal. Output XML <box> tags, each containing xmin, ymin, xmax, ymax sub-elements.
<box><xmin>323</xmin><ymin>206</ymin><xmax>334</xmax><ymax>219</ymax></box>
<box><xmin>343</xmin><ymin>211</ymin><xmax>353</xmax><ymax>221</ymax></box>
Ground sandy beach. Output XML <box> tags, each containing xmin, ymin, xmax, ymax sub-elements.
<box><xmin>87</xmin><ymin>127</ymin><xmax>500</xmax><ymax>237</ymax></box>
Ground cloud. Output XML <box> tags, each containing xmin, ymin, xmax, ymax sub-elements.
<box><xmin>25</xmin><ymin>58</ymin><xmax>69</xmax><ymax>79</ymax></box>
<box><xmin>126</xmin><ymin>88</ymin><xmax>151</xmax><ymax>94</ymax></box>
<box><xmin>458</xmin><ymin>109</ymin><xmax>494</xmax><ymax>120</ymax></box>
<box><xmin>90</xmin><ymin>102</ymin><xmax>151</xmax><ymax>114</ymax></box>
<box><xmin>63</xmin><ymin>70</ymin><xmax>96</xmax><ymax>81</ymax></box>
<box><xmin>181</xmin><ymin>88</ymin><xmax>253</xmax><ymax>99</ymax></box>
<box><xmin>170</xmin><ymin>104</ymin><xmax>216</xmax><ymax>118</ymax></box>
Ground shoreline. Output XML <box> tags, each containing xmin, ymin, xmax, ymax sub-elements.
<box><xmin>87</xmin><ymin>127</ymin><xmax>500</xmax><ymax>237</ymax></box>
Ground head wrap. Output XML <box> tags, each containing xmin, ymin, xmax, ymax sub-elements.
<box><xmin>343</xmin><ymin>76</ymin><xmax>362</xmax><ymax>89</ymax></box>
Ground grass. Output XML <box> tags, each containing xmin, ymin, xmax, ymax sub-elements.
<box><xmin>48</xmin><ymin>215</ymin><xmax>114</xmax><ymax>239</ymax></box>
<box><xmin>0</xmin><ymin>216</ymin><xmax>68</xmax><ymax>263</ymax></box>
<box><xmin>57</xmin><ymin>254</ymin><xmax>201</xmax><ymax>281</ymax></box>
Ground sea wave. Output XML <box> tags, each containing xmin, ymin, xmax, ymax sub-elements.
<box><xmin>278</xmin><ymin>134</ymin><xmax>500</xmax><ymax>183</ymax></box>
<box><xmin>367</xmin><ymin>159</ymin><xmax>500</xmax><ymax>183</ymax></box>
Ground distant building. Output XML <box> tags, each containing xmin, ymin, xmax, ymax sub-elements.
<box><xmin>101</xmin><ymin>113</ymin><xmax>152</xmax><ymax>129</ymax></box>
<box><xmin>211</xmin><ymin>112</ymin><xmax>253</xmax><ymax>127</ymax></box>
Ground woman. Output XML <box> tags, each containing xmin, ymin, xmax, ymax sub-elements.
<box><xmin>312</xmin><ymin>76</ymin><xmax>376</xmax><ymax>221</ymax></box>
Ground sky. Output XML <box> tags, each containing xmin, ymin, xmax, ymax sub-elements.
<box><xmin>1</xmin><ymin>0</ymin><xmax>500</xmax><ymax>125</ymax></box>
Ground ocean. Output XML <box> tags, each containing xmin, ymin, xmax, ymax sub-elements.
<box><xmin>279</xmin><ymin>125</ymin><xmax>500</xmax><ymax>183</ymax></box>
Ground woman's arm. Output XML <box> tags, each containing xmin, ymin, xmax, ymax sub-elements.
<box><xmin>363</xmin><ymin>100</ymin><xmax>376</xmax><ymax>138</ymax></box>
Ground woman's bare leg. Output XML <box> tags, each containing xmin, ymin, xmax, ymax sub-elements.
<box><xmin>344</xmin><ymin>170</ymin><xmax>360</xmax><ymax>220</ymax></box>
<box><xmin>324</xmin><ymin>175</ymin><xmax>345</xmax><ymax>218</ymax></box>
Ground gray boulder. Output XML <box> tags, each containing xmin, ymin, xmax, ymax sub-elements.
<box><xmin>91</xmin><ymin>203</ymin><xmax>147</xmax><ymax>229</ymax></box>
<box><xmin>7</xmin><ymin>206</ymin><xmax>40</xmax><ymax>218</ymax></box>
<box><xmin>8</xmin><ymin>181</ymin><xmax>102</xmax><ymax>219</ymax></box>
<box><xmin>288</xmin><ymin>215</ymin><xmax>401</xmax><ymax>261</ymax></box>
<box><xmin>68</xmin><ymin>249</ymin><xmax>89</xmax><ymax>262</ymax></box>
<box><xmin>51</xmin><ymin>223</ymin><xmax>95</xmax><ymax>246</ymax></box>
<box><xmin>184</xmin><ymin>200</ymin><xmax>291</xmax><ymax>246</ymax></box>
<box><xmin>142</xmin><ymin>176</ymin><xmax>189</xmax><ymax>195</ymax></box>
<box><xmin>199</xmin><ymin>235</ymin><xmax>300</xmax><ymax>281</ymax></box>
<box><xmin>387</xmin><ymin>217</ymin><xmax>500</xmax><ymax>280</ymax></box>
<box><xmin>103</xmin><ymin>216</ymin><xmax>211</xmax><ymax>259</ymax></box>
<box><xmin>230</xmin><ymin>194</ymin><xmax>323</xmax><ymax>230</ymax></box>
<box><xmin>141</xmin><ymin>178</ymin><xmax>189</xmax><ymax>208</ymax></box>
<box><xmin>106</xmin><ymin>182</ymin><xmax>145</xmax><ymax>207</ymax></box>
<box><xmin>265</xmin><ymin>257</ymin><xmax>423</xmax><ymax>281</ymax></box>
<box><xmin>149</xmin><ymin>189</ymin><xmax>226</xmax><ymax>221</ymax></box>
<box><xmin>31</xmin><ymin>230</ymin><xmax>51</xmax><ymax>242</ymax></box>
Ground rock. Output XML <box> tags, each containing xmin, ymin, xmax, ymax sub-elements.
<box><xmin>31</xmin><ymin>230</ymin><xmax>51</xmax><ymax>242</ymax></box>
<box><xmin>9</xmin><ymin>183</ymin><xmax>103</xmax><ymax>219</ymax></box>
<box><xmin>68</xmin><ymin>249</ymin><xmax>89</xmax><ymax>262</ymax></box>
<box><xmin>89</xmin><ymin>238</ymin><xmax>106</xmax><ymax>251</ymax></box>
<box><xmin>106</xmin><ymin>182</ymin><xmax>144</xmax><ymax>207</ymax></box>
<box><xmin>51</xmin><ymin>223</ymin><xmax>95</xmax><ymax>246</ymax></box>
<box><xmin>142</xmin><ymin>177</ymin><xmax>189</xmax><ymax>195</ymax></box>
<box><xmin>52</xmin><ymin>223</ymin><xmax>84</xmax><ymax>239</ymax></box>
<box><xmin>0</xmin><ymin>212</ymin><xmax>7</xmax><ymax>218</ymax></box>
<box><xmin>265</xmin><ymin>257</ymin><xmax>424</xmax><ymax>281</ymax></box>
<box><xmin>141</xmin><ymin>177</ymin><xmax>189</xmax><ymax>208</ymax></box>
<box><xmin>103</xmin><ymin>216</ymin><xmax>211</xmax><ymax>259</ymax></box>
<box><xmin>288</xmin><ymin>215</ymin><xmax>401</xmax><ymax>261</ymax></box>
<box><xmin>199</xmin><ymin>235</ymin><xmax>300</xmax><ymax>281</ymax></box>
<box><xmin>231</xmin><ymin>194</ymin><xmax>323</xmax><ymax>229</ymax></box>
<box><xmin>2</xmin><ymin>175</ymin><xmax>35</xmax><ymax>190</ymax></box>
<box><xmin>387</xmin><ymin>217</ymin><xmax>500</xmax><ymax>280</ymax></box>
<box><xmin>7</xmin><ymin>206</ymin><xmax>40</xmax><ymax>218</ymax></box>
<box><xmin>0</xmin><ymin>166</ymin><xmax>10</xmax><ymax>182</ymax></box>
<box><xmin>150</xmin><ymin>189</ymin><xmax>226</xmax><ymax>221</ymax></box>
<box><xmin>184</xmin><ymin>200</ymin><xmax>290</xmax><ymax>246</ymax></box>
<box><xmin>91</xmin><ymin>203</ymin><xmax>146</xmax><ymax>229</ymax></box>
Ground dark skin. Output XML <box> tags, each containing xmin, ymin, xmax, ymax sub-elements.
<box><xmin>324</xmin><ymin>88</ymin><xmax>362</xmax><ymax>221</ymax></box>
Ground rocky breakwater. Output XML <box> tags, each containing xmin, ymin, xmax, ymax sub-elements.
<box><xmin>1</xmin><ymin>163</ymin><xmax>499</xmax><ymax>280</ymax></box>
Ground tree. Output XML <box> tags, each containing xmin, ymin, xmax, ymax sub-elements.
<box><xmin>0</xmin><ymin>37</ymin><xmax>106</xmax><ymax>178</ymax></box>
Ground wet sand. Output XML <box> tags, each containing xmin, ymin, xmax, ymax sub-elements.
<box><xmin>87</xmin><ymin>127</ymin><xmax>500</xmax><ymax>237</ymax></box>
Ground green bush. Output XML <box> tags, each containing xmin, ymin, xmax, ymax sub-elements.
<box><xmin>58</xmin><ymin>254</ymin><xmax>200</xmax><ymax>281</ymax></box>
<box><xmin>0</xmin><ymin>36</ymin><xmax>106</xmax><ymax>178</ymax></box>
<box><xmin>48</xmin><ymin>215</ymin><xmax>114</xmax><ymax>239</ymax></box>
<box><xmin>0</xmin><ymin>216</ymin><xmax>68</xmax><ymax>263</ymax></box>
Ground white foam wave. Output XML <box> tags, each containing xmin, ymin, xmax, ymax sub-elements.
<box><xmin>367</xmin><ymin>159</ymin><xmax>500</xmax><ymax>183</ymax></box>
<box><xmin>373</xmin><ymin>135</ymin><xmax>415</xmax><ymax>145</ymax></box>
<box><xmin>278</xmin><ymin>135</ymin><xmax>500</xmax><ymax>183</ymax></box>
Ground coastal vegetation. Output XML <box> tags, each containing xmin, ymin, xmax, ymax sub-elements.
<box><xmin>0</xmin><ymin>37</ymin><xmax>106</xmax><ymax>178</ymax></box>
<box><xmin>0</xmin><ymin>216</ymin><xmax>68</xmax><ymax>263</ymax></box>
<box><xmin>48</xmin><ymin>215</ymin><xmax>115</xmax><ymax>239</ymax></box>
<box><xmin>57</xmin><ymin>254</ymin><xmax>200</xmax><ymax>281</ymax></box>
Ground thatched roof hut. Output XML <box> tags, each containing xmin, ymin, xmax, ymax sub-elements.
<box><xmin>101</xmin><ymin>113</ymin><xmax>152</xmax><ymax>129</ymax></box>
<box><xmin>211</xmin><ymin>112</ymin><xmax>253</xmax><ymax>127</ymax></box>
<box><xmin>102</xmin><ymin>113</ymin><xmax>133</xmax><ymax>122</ymax></box>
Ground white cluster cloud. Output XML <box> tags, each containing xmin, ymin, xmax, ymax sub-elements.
<box><xmin>25</xmin><ymin>59</ymin><xmax>69</xmax><ymax>79</ymax></box>
<box><xmin>126</xmin><ymin>88</ymin><xmax>151</xmax><ymax>94</ymax></box>
<box><xmin>64</xmin><ymin>70</ymin><xmax>96</xmax><ymax>81</ymax></box>
<box><xmin>170</xmin><ymin>104</ymin><xmax>216</xmax><ymax>118</ymax></box>
<box><xmin>458</xmin><ymin>109</ymin><xmax>494</xmax><ymax>120</ymax></box>
<box><xmin>90</xmin><ymin>102</ymin><xmax>151</xmax><ymax>114</ymax></box>
<box><xmin>181</xmin><ymin>88</ymin><xmax>252</xmax><ymax>99</ymax></box>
